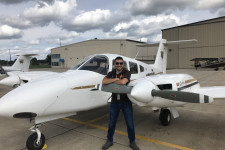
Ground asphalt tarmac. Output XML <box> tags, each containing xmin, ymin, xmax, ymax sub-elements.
<box><xmin>0</xmin><ymin>68</ymin><xmax>225</xmax><ymax>150</ymax></box>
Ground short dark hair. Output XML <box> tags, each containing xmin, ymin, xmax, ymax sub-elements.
<box><xmin>115</xmin><ymin>56</ymin><xmax>123</xmax><ymax>61</ymax></box>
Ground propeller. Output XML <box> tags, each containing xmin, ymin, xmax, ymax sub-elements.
<box><xmin>151</xmin><ymin>90</ymin><xmax>213</xmax><ymax>103</ymax></box>
<box><xmin>96</xmin><ymin>83</ymin><xmax>132</xmax><ymax>94</ymax></box>
<box><xmin>97</xmin><ymin>83</ymin><xmax>213</xmax><ymax>104</ymax></box>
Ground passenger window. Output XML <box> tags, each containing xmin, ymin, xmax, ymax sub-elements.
<box><xmin>129</xmin><ymin>62</ymin><xmax>138</xmax><ymax>74</ymax></box>
<box><xmin>112</xmin><ymin>59</ymin><xmax>128</xmax><ymax>70</ymax></box>
<box><xmin>140</xmin><ymin>65</ymin><xmax>144</xmax><ymax>72</ymax></box>
<box><xmin>79</xmin><ymin>56</ymin><xmax>109</xmax><ymax>75</ymax></box>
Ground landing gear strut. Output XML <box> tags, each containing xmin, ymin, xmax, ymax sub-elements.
<box><xmin>159</xmin><ymin>108</ymin><xmax>171</xmax><ymax>126</ymax></box>
<box><xmin>26</xmin><ymin>124</ymin><xmax>45</xmax><ymax>150</ymax></box>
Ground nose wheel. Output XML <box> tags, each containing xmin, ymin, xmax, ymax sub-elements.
<box><xmin>26</xmin><ymin>125</ymin><xmax>45</xmax><ymax>150</ymax></box>
<box><xmin>159</xmin><ymin>108</ymin><xmax>171</xmax><ymax>126</ymax></box>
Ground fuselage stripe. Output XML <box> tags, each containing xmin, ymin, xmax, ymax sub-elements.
<box><xmin>178</xmin><ymin>82</ymin><xmax>199</xmax><ymax>91</ymax></box>
<box><xmin>72</xmin><ymin>85</ymin><xmax>95</xmax><ymax>90</ymax></box>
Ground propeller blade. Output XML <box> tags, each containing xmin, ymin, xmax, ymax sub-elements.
<box><xmin>96</xmin><ymin>83</ymin><xmax>132</xmax><ymax>94</ymax></box>
<box><xmin>151</xmin><ymin>90</ymin><xmax>213</xmax><ymax>103</ymax></box>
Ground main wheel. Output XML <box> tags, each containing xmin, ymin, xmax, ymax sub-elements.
<box><xmin>159</xmin><ymin>109</ymin><xmax>171</xmax><ymax>126</ymax></box>
<box><xmin>26</xmin><ymin>133</ymin><xmax>45</xmax><ymax>150</ymax></box>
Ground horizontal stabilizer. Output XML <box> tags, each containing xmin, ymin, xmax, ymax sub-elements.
<box><xmin>152</xmin><ymin>90</ymin><xmax>213</xmax><ymax>103</ymax></box>
<box><xmin>136</xmin><ymin>39</ymin><xmax>197</xmax><ymax>47</ymax></box>
<box><xmin>16</xmin><ymin>53</ymin><xmax>38</xmax><ymax>56</ymax></box>
<box><xmin>198</xmin><ymin>86</ymin><xmax>225</xmax><ymax>98</ymax></box>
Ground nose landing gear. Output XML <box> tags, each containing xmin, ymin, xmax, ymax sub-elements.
<box><xmin>26</xmin><ymin>124</ymin><xmax>45</xmax><ymax>150</ymax></box>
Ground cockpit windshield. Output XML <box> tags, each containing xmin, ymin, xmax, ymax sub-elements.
<box><xmin>71</xmin><ymin>56</ymin><xmax>92</xmax><ymax>70</ymax></box>
<box><xmin>77</xmin><ymin>55</ymin><xmax>109</xmax><ymax>75</ymax></box>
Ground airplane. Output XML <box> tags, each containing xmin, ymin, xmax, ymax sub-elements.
<box><xmin>190</xmin><ymin>57</ymin><xmax>225</xmax><ymax>70</ymax></box>
<box><xmin>0</xmin><ymin>53</ymin><xmax>58</xmax><ymax>88</ymax></box>
<box><xmin>0</xmin><ymin>53</ymin><xmax>37</xmax><ymax>76</ymax></box>
<box><xmin>1</xmin><ymin>39</ymin><xmax>225</xmax><ymax>150</ymax></box>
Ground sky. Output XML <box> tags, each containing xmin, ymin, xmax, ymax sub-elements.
<box><xmin>0</xmin><ymin>0</ymin><xmax>225</xmax><ymax>60</ymax></box>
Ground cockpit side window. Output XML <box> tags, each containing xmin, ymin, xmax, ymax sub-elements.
<box><xmin>78</xmin><ymin>56</ymin><xmax>109</xmax><ymax>75</ymax></box>
<box><xmin>129</xmin><ymin>61</ymin><xmax>138</xmax><ymax>74</ymax></box>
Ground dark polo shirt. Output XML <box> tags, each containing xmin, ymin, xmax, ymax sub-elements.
<box><xmin>105</xmin><ymin>69</ymin><xmax>131</xmax><ymax>102</ymax></box>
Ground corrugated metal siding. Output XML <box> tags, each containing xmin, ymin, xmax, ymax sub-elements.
<box><xmin>178</xmin><ymin>21</ymin><xmax>225</xmax><ymax>68</ymax></box>
<box><xmin>179</xmin><ymin>46</ymin><xmax>225</xmax><ymax>68</ymax></box>
<box><xmin>163</xmin><ymin>17</ymin><xmax>225</xmax><ymax>68</ymax></box>
<box><xmin>51</xmin><ymin>40</ymin><xmax>155</xmax><ymax>68</ymax></box>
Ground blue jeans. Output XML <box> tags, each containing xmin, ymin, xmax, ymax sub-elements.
<box><xmin>107</xmin><ymin>101</ymin><xmax>135</xmax><ymax>144</ymax></box>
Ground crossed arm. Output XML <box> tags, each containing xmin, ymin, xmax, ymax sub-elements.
<box><xmin>102</xmin><ymin>77</ymin><xmax>129</xmax><ymax>85</ymax></box>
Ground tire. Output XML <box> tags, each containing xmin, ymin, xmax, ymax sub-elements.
<box><xmin>26</xmin><ymin>133</ymin><xmax>45</xmax><ymax>150</ymax></box>
<box><xmin>159</xmin><ymin>109</ymin><xmax>171</xmax><ymax>126</ymax></box>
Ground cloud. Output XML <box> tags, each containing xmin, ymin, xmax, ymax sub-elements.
<box><xmin>0</xmin><ymin>15</ymin><xmax>32</xmax><ymax>29</ymax></box>
<box><xmin>126</xmin><ymin>0</ymin><xmax>190</xmax><ymax>16</ymax></box>
<box><xmin>21</xmin><ymin>0</ymin><xmax>77</xmax><ymax>26</ymax></box>
<box><xmin>40</xmin><ymin>31</ymin><xmax>79</xmax><ymax>45</ymax></box>
<box><xmin>0</xmin><ymin>0</ymin><xmax>29</xmax><ymax>5</ymax></box>
<box><xmin>108</xmin><ymin>14</ymin><xmax>187</xmax><ymax>42</ymax></box>
<box><xmin>0</xmin><ymin>25</ymin><xmax>23</xmax><ymax>39</ymax></box>
<box><xmin>126</xmin><ymin>0</ymin><xmax>225</xmax><ymax>16</ymax></box>
<box><xmin>0</xmin><ymin>0</ymin><xmax>55</xmax><ymax>5</ymax></box>
<box><xmin>62</xmin><ymin>9</ymin><xmax>130</xmax><ymax>32</ymax></box>
<box><xmin>29</xmin><ymin>40</ymin><xmax>40</xmax><ymax>45</ymax></box>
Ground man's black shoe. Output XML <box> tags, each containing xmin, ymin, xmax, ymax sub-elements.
<box><xmin>130</xmin><ymin>141</ymin><xmax>140</xmax><ymax>150</ymax></box>
<box><xmin>102</xmin><ymin>140</ymin><xmax>113</xmax><ymax>149</ymax></box>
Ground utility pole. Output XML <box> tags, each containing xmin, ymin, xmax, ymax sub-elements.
<box><xmin>9</xmin><ymin>49</ymin><xmax>11</xmax><ymax>62</ymax></box>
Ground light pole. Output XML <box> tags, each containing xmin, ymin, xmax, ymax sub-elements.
<box><xmin>9</xmin><ymin>49</ymin><xmax>11</xmax><ymax>62</ymax></box>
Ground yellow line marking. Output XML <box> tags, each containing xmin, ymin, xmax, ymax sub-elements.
<box><xmin>86</xmin><ymin>114</ymin><xmax>108</xmax><ymax>124</ymax></box>
<box><xmin>26</xmin><ymin>144</ymin><xmax>47</xmax><ymax>150</ymax></box>
<box><xmin>62</xmin><ymin>118</ymin><xmax>194</xmax><ymax>150</ymax></box>
<box><xmin>72</xmin><ymin>85</ymin><xmax>95</xmax><ymax>90</ymax></box>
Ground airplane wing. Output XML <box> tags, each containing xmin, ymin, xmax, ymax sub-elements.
<box><xmin>197</xmin><ymin>86</ymin><xmax>225</xmax><ymax>98</ymax></box>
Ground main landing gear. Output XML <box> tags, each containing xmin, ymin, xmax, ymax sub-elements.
<box><xmin>26</xmin><ymin>124</ymin><xmax>45</xmax><ymax>150</ymax></box>
<box><xmin>159</xmin><ymin>108</ymin><xmax>171</xmax><ymax>126</ymax></box>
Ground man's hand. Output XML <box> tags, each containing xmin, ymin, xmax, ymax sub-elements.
<box><xmin>102</xmin><ymin>77</ymin><xmax>120</xmax><ymax>85</ymax></box>
<box><xmin>102</xmin><ymin>77</ymin><xmax>128</xmax><ymax>85</ymax></box>
<box><xmin>114</xmin><ymin>78</ymin><xmax>128</xmax><ymax>85</ymax></box>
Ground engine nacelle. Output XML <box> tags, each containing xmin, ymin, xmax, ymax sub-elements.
<box><xmin>130</xmin><ymin>79</ymin><xmax>156</xmax><ymax>103</ymax></box>
<box><xmin>0</xmin><ymin>75</ymin><xmax>20</xmax><ymax>87</ymax></box>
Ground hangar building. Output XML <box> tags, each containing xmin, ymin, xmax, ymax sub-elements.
<box><xmin>51</xmin><ymin>39</ymin><xmax>157</xmax><ymax>68</ymax></box>
<box><xmin>162</xmin><ymin>16</ymin><xmax>225</xmax><ymax>68</ymax></box>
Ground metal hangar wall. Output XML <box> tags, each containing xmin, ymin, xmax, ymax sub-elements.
<box><xmin>51</xmin><ymin>39</ymin><xmax>158</xmax><ymax>68</ymax></box>
<box><xmin>162</xmin><ymin>16</ymin><xmax>225</xmax><ymax>69</ymax></box>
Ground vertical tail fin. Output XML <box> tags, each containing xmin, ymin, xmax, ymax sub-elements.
<box><xmin>11</xmin><ymin>54</ymin><xmax>37</xmax><ymax>72</ymax></box>
<box><xmin>153</xmin><ymin>39</ymin><xmax>168</xmax><ymax>74</ymax></box>
<box><xmin>137</xmin><ymin>39</ymin><xmax>197</xmax><ymax>74</ymax></box>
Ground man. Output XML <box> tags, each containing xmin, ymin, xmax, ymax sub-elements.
<box><xmin>102</xmin><ymin>56</ymin><xmax>140</xmax><ymax>150</ymax></box>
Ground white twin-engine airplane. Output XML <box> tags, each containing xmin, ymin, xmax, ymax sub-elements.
<box><xmin>1</xmin><ymin>39</ymin><xmax>225</xmax><ymax>150</ymax></box>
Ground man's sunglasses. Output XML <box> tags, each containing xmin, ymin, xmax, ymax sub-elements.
<box><xmin>115</xmin><ymin>62</ymin><xmax>123</xmax><ymax>65</ymax></box>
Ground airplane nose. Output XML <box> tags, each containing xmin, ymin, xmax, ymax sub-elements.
<box><xmin>0</xmin><ymin>76</ymin><xmax>68</xmax><ymax>118</ymax></box>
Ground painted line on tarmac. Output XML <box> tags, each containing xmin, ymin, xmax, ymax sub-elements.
<box><xmin>63</xmin><ymin>117</ymin><xmax>194</xmax><ymax>150</ymax></box>
<box><xmin>86</xmin><ymin>114</ymin><xmax>108</xmax><ymax>124</ymax></box>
